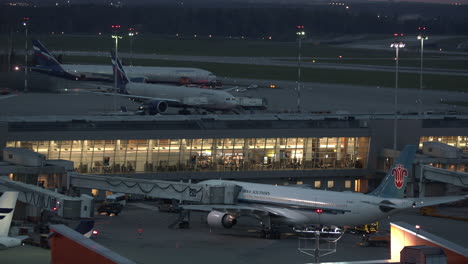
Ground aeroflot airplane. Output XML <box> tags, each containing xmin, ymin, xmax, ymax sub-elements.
<box><xmin>183</xmin><ymin>145</ymin><xmax>467</xmax><ymax>236</ymax></box>
<box><xmin>31</xmin><ymin>40</ymin><xmax>217</xmax><ymax>86</ymax></box>
<box><xmin>0</xmin><ymin>192</ymin><xmax>28</xmax><ymax>249</ymax></box>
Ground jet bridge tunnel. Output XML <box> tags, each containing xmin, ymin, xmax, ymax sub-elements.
<box><xmin>0</xmin><ymin>176</ymin><xmax>93</xmax><ymax>218</ymax></box>
<box><xmin>68</xmin><ymin>172</ymin><xmax>242</xmax><ymax>205</ymax></box>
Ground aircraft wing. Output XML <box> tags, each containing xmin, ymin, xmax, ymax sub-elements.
<box><xmin>13</xmin><ymin>236</ymin><xmax>29</xmax><ymax>241</ymax></box>
<box><xmin>106</xmin><ymin>93</ymin><xmax>182</xmax><ymax>104</ymax></box>
<box><xmin>0</xmin><ymin>94</ymin><xmax>18</xmax><ymax>100</ymax></box>
<box><xmin>181</xmin><ymin>203</ymin><xmax>350</xmax><ymax>217</ymax></box>
<box><xmin>181</xmin><ymin>204</ymin><xmax>272</xmax><ymax>216</ymax></box>
<box><xmin>410</xmin><ymin>195</ymin><xmax>468</xmax><ymax>208</ymax></box>
<box><xmin>73</xmin><ymin>87</ymin><xmax>182</xmax><ymax>104</ymax></box>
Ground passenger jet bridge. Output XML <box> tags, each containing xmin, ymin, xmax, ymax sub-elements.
<box><xmin>418</xmin><ymin>165</ymin><xmax>468</xmax><ymax>197</ymax></box>
<box><xmin>68</xmin><ymin>173</ymin><xmax>242</xmax><ymax>205</ymax></box>
<box><xmin>0</xmin><ymin>176</ymin><xmax>93</xmax><ymax>218</ymax></box>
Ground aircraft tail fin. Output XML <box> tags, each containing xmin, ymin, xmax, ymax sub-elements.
<box><xmin>110</xmin><ymin>50</ymin><xmax>129</xmax><ymax>94</ymax></box>
<box><xmin>32</xmin><ymin>39</ymin><xmax>65</xmax><ymax>73</ymax></box>
<box><xmin>0</xmin><ymin>192</ymin><xmax>19</xmax><ymax>237</ymax></box>
<box><xmin>369</xmin><ymin>145</ymin><xmax>417</xmax><ymax>198</ymax></box>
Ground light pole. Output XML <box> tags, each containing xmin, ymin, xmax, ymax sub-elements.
<box><xmin>417</xmin><ymin>34</ymin><xmax>428</xmax><ymax>116</ymax></box>
<box><xmin>390</xmin><ymin>41</ymin><xmax>405</xmax><ymax>160</ymax></box>
<box><xmin>296</xmin><ymin>25</ymin><xmax>306</xmax><ymax>113</ymax></box>
<box><xmin>128</xmin><ymin>28</ymin><xmax>135</xmax><ymax>66</ymax></box>
<box><xmin>22</xmin><ymin>17</ymin><xmax>29</xmax><ymax>93</ymax></box>
<box><xmin>111</xmin><ymin>25</ymin><xmax>122</xmax><ymax>112</ymax></box>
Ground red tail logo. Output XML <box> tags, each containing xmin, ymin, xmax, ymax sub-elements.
<box><xmin>392</xmin><ymin>164</ymin><xmax>408</xmax><ymax>189</ymax></box>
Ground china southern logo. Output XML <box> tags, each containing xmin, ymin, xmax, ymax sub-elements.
<box><xmin>0</xmin><ymin>208</ymin><xmax>13</xmax><ymax>220</ymax></box>
<box><xmin>392</xmin><ymin>164</ymin><xmax>408</xmax><ymax>189</ymax></box>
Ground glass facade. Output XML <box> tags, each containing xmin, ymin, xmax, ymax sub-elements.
<box><xmin>6</xmin><ymin>137</ymin><xmax>370</xmax><ymax>174</ymax></box>
<box><xmin>419</xmin><ymin>136</ymin><xmax>468</xmax><ymax>153</ymax></box>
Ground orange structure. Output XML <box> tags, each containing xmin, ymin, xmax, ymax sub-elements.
<box><xmin>390</xmin><ymin>222</ymin><xmax>468</xmax><ymax>263</ymax></box>
<box><xmin>49</xmin><ymin>224</ymin><xmax>135</xmax><ymax>264</ymax></box>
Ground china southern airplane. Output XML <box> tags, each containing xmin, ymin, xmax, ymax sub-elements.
<box><xmin>109</xmin><ymin>50</ymin><xmax>246</xmax><ymax>114</ymax></box>
<box><xmin>0</xmin><ymin>192</ymin><xmax>28</xmax><ymax>249</ymax></box>
<box><xmin>31</xmin><ymin>40</ymin><xmax>217</xmax><ymax>86</ymax></box>
<box><xmin>182</xmin><ymin>145</ymin><xmax>467</xmax><ymax>238</ymax></box>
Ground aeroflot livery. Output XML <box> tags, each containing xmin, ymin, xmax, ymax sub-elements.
<box><xmin>31</xmin><ymin>40</ymin><xmax>217</xmax><ymax>85</ymax></box>
<box><xmin>184</xmin><ymin>145</ymin><xmax>467</xmax><ymax>234</ymax></box>
<box><xmin>0</xmin><ymin>192</ymin><xmax>27</xmax><ymax>249</ymax></box>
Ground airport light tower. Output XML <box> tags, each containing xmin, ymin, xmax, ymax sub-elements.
<box><xmin>390</xmin><ymin>40</ymin><xmax>405</xmax><ymax>160</ymax></box>
<box><xmin>111</xmin><ymin>25</ymin><xmax>122</xmax><ymax>111</ymax></box>
<box><xmin>417</xmin><ymin>27</ymin><xmax>428</xmax><ymax>116</ymax></box>
<box><xmin>296</xmin><ymin>25</ymin><xmax>306</xmax><ymax>113</ymax></box>
<box><xmin>22</xmin><ymin>17</ymin><xmax>30</xmax><ymax>93</ymax></box>
<box><xmin>128</xmin><ymin>28</ymin><xmax>135</xmax><ymax>66</ymax></box>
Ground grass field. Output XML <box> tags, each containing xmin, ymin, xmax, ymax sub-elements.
<box><xmin>2</xmin><ymin>34</ymin><xmax>467</xmax><ymax>59</ymax></box>
<box><xmin>63</xmin><ymin>55</ymin><xmax>468</xmax><ymax>92</ymax></box>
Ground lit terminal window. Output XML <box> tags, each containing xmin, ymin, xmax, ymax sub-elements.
<box><xmin>7</xmin><ymin>136</ymin><xmax>370</xmax><ymax>174</ymax></box>
<box><xmin>314</xmin><ymin>181</ymin><xmax>321</xmax><ymax>189</ymax></box>
<box><xmin>327</xmin><ymin>180</ymin><xmax>334</xmax><ymax>189</ymax></box>
<box><xmin>345</xmin><ymin>180</ymin><xmax>351</xmax><ymax>189</ymax></box>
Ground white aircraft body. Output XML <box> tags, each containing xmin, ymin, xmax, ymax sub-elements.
<box><xmin>32</xmin><ymin>40</ymin><xmax>217</xmax><ymax>85</ymax></box>
<box><xmin>57</xmin><ymin>64</ymin><xmax>216</xmax><ymax>85</ymax></box>
<box><xmin>0</xmin><ymin>192</ymin><xmax>27</xmax><ymax>249</ymax></box>
<box><xmin>109</xmin><ymin>50</ymin><xmax>251</xmax><ymax>114</ymax></box>
<box><xmin>182</xmin><ymin>145</ymin><xmax>467</xmax><ymax>236</ymax></box>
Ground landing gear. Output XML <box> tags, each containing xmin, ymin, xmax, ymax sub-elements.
<box><xmin>259</xmin><ymin>228</ymin><xmax>281</xmax><ymax>239</ymax></box>
<box><xmin>259</xmin><ymin>216</ymin><xmax>281</xmax><ymax>239</ymax></box>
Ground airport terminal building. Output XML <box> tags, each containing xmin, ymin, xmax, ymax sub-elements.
<box><xmin>1</xmin><ymin>114</ymin><xmax>467</xmax><ymax>194</ymax></box>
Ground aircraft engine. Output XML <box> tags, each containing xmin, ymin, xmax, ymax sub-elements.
<box><xmin>207</xmin><ymin>210</ymin><xmax>237</xmax><ymax>229</ymax></box>
<box><xmin>144</xmin><ymin>100</ymin><xmax>168</xmax><ymax>115</ymax></box>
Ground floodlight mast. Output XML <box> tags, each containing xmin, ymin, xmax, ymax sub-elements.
<box><xmin>23</xmin><ymin>17</ymin><xmax>29</xmax><ymax>93</ymax></box>
<box><xmin>296</xmin><ymin>26</ymin><xmax>306</xmax><ymax>113</ymax></box>
<box><xmin>417</xmin><ymin>30</ymin><xmax>428</xmax><ymax>116</ymax></box>
<box><xmin>111</xmin><ymin>25</ymin><xmax>123</xmax><ymax>111</ymax></box>
<box><xmin>390</xmin><ymin>40</ymin><xmax>405</xmax><ymax>161</ymax></box>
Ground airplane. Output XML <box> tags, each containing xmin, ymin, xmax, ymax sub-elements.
<box><xmin>0</xmin><ymin>192</ymin><xmax>28</xmax><ymax>249</ymax></box>
<box><xmin>31</xmin><ymin>39</ymin><xmax>218</xmax><ymax>86</ymax></box>
<box><xmin>181</xmin><ymin>145</ymin><xmax>467</xmax><ymax>238</ymax></box>
<box><xmin>108</xmin><ymin>50</ymin><xmax>255</xmax><ymax>115</ymax></box>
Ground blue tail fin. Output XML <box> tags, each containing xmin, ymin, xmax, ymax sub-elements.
<box><xmin>110</xmin><ymin>50</ymin><xmax>129</xmax><ymax>94</ymax></box>
<box><xmin>32</xmin><ymin>39</ymin><xmax>65</xmax><ymax>73</ymax></box>
<box><xmin>369</xmin><ymin>145</ymin><xmax>417</xmax><ymax>198</ymax></box>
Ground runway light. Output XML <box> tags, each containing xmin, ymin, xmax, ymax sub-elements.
<box><xmin>92</xmin><ymin>230</ymin><xmax>99</xmax><ymax>236</ymax></box>
<box><xmin>415</xmin><ymin>225</ymin><xmax>421</xmax><ymax>229</ymax></box>
<box><xmin>316</xmin><ymin>209</ymin><xmax>323</xmax><ymax>214</ymax></box>
<box><xmin>14</xmin><ymin>66</ymin><xmax>20</xmax><ymax>71</ymax></box>
<box><xmin>52</xmin><ymin>206</ymin><xmax>57</xmax><ymax>211</ymax></box>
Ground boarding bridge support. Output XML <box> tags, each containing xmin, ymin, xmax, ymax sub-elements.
<box><xmin>68</xmin><ymin>173</ymin><xmax>242</xmax><ymax>205</ymax></box>
<box><xmin>418</xmin><ymin>165</ymin><xmax>468</xmax><ymax>197</ymax></box>
<box><xmin>0</xmin><ymin>176</ymin><xmax>94</xmax><ymax>218</ymax></box>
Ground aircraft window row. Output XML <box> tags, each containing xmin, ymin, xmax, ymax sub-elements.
<box><xmin>6</xmin><ymin>137</ymin><xmax>370</xmax><ymax>174</ymax></box>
